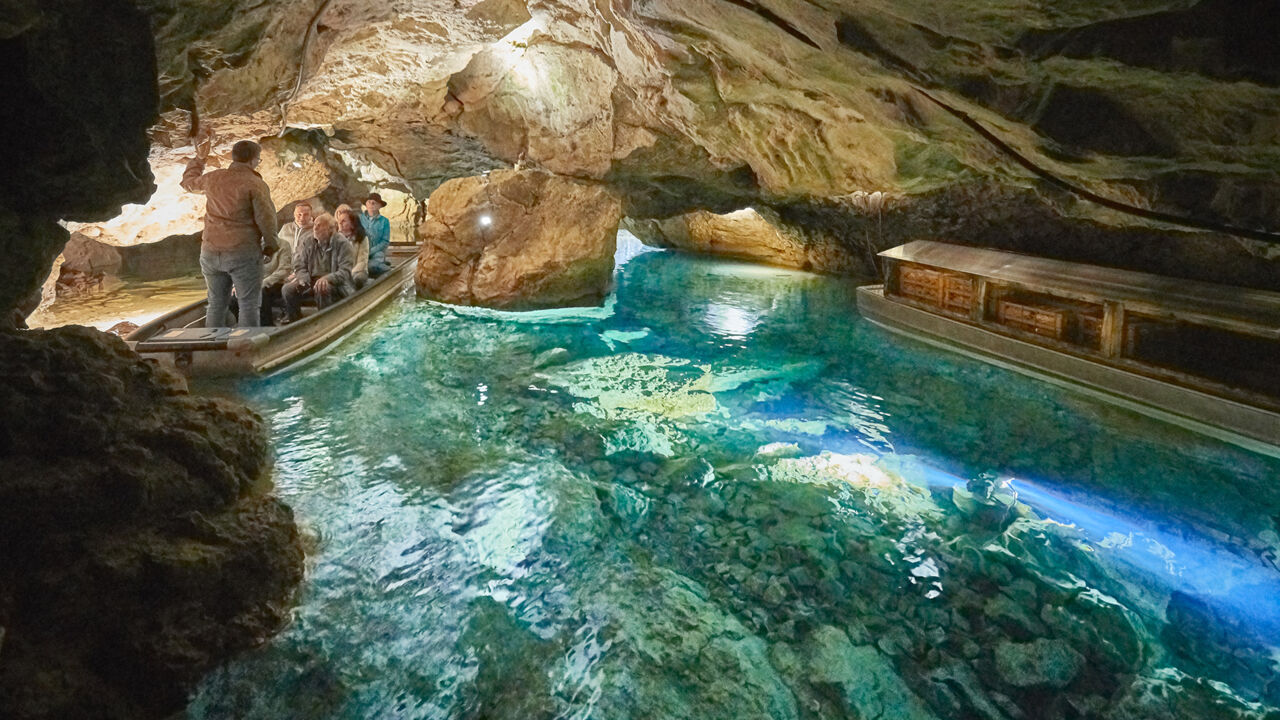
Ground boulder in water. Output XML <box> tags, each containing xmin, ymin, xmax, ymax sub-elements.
<box><xmin>415</xmin><ymin>169</ymin><xmax>622</xmax><ymax>309</ymax></box>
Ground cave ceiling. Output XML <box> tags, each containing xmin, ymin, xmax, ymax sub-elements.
<box><xmin>141</xmin><ymin>0</ymin><xmax>1279</xmax><ymax>232</ymax></box>
<box><xmin>6</xmin><ymin>0</ymin><xmax>1280</xmax><ymax>315</ymax></box>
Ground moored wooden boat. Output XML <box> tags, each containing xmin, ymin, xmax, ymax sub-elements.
<box><xmin>856</xmin><ymin>240</ymin><xmax>1280</xmax><ymax>456</ymax></box>
<box><xmin>127</xmin><ymin>244</ymin><xmax>418</xmax><ymax>376</ymax></box>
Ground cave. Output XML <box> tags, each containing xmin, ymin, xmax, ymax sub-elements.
<box><xmin>3</xmin><ymin>1</ymin><xmax>1279</xmax><ymax>719</ymax></box>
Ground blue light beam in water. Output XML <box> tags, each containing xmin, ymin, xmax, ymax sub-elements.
<box><xmin>901</xmin><ymin>459</ymin><xmax>1280</xmax><ymax>644</ymax></box>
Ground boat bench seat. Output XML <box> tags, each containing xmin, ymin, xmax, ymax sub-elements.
<box><xmin>139</xmin><ymin>327</ymin><xmax>257</xmax><ymax>351</ymax></box>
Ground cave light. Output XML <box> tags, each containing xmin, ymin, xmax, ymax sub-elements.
<box><xmin>815</xmin><ymin>431</ymin><xmax>1280</xmax><ymax>635</ymax></box>
<box><xmin>722</xmin><ymin>207</ymin><xmax>760</xmax><ymax>221</ymax></box>
<box><xmin>496</xmin><ymin>19</ymin><xmax>543</xmax><ymax>89</ymax></box>
<box><xmin>479</xmin><ymin>214</ymin><xmax>493</xmax><ymax>227</ymax></box>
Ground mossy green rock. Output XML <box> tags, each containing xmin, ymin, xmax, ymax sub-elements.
<box><xmin>994</xmin><ymin>638</ymin><xmax>1085</xmax><ymax>689</ymax></box>
<box><xmin>806</xmin><ymin>625</ymin><xmax>938</xmax><ymax>720</ymax></box>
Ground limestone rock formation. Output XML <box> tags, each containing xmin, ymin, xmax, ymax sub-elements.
<box><xmin>64</xmin><ymin>129</ymin><xmax>358</xmax><ymax>257</ymax></box>
<box><xmin>415</xmin><ymin>169</ymin><xmax>622</xmax><ymax>308</ymax></box>
<box><xmin>10</xmin><ymin>0</ymin><xmax>1271</xmax><ymax>298</ymax></box>
<box><xmin>0</xmin><ymin>0</ymin><xmax>157</xmax><ymax>318</ymax></box>
<box><xmin>124</xmin><ymin>0</ymin><xmax>1280</xmax><ymax>290</ymax></box>
<box><xmin>0</xmin><ymin>326</ymin><xmax>305</xmax><ymax>720</ymax></box>
<box><xmin>630</xmin><ymin>207</ymin><xmax>862</xmax><ymax>274</ymax></box>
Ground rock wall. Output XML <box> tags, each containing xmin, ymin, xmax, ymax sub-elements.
<box><xmin>0</xmin><ymin>7</ymin><xmax>306</xmax><ymax>719</ymax></box>
<box><xmin>0</xmin><ymin>327</ymin><xmax>305</xmax><ymax>720</ymax></box>
<box><xmin>135</xmin><ymin>0</ymin><xmax>1280</xmax><ymax>286</ymax></box>
<box><xmin>629</xmin><ymin>207</ymin><xmax>863</xmax><ymax>276</ymax></box>
<box><xmin>0</xmin><ymin>0</ymin><xmax>157</xmax><ymax>318</ymax></box>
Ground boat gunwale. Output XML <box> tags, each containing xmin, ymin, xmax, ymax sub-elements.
<box><xmin>129</xmin><ymin>249</ymin><xmax>416</xmax><ymax>349</ymax></box>
<box><xmin>857</xmin><ymin>284</ymin><xmax>1280</xmax><ymax>458</ymax></box>
<box><xmin>883</xmin><ymin>290</ymin><xmax>1280</xmax><ymax>415</ymax></box>
<box><xmin>127</xmin><ymin>247</ymin><xmax>418</xmax><ymax>374</ymax></box>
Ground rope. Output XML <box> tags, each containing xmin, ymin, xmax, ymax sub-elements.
<box><xmin>278</xmin><ymin>0</ymin><xmax>336</xmax><ymax>136</ymax></box>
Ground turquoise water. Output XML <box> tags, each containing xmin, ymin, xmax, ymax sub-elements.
<box><xmin>189</xmin><ymin>243</ymin><xmax>1280</xmax><ymax>719</ymax></box>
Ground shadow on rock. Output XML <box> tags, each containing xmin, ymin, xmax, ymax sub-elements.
<box><xmin>0</xmin><ymin>326</ymin><xmax>304</xmax><ymax>720</ymax></box>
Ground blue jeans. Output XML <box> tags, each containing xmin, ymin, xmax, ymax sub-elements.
<box><xmin>201</xmin><ymin>245</ymin><xmax>264</xmax><ymax>328</ymax></box>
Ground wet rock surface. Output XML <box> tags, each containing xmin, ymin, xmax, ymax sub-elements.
<box><xmin>0</xmin><ymin>326</ymin><xmax>304</xmax><ymax>720</ymax></box>
<box><xmin>629</xmin><ymin>207</ymin><xmax>862</xmax><ymax>275</ymax></box>
<box><xmin>415</xmin><ymin>169</ymin><xmax>622</xmax><ymax>308</ymax></box>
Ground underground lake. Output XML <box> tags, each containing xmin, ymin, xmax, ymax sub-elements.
<box><xmin>183</xmin><ymin>241</ymin><xmax>1280</xmax><ymax>719</ymax></box>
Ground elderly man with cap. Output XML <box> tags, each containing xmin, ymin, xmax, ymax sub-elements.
<box><xmin>181</xmin><ymin>134</ymin><xmax>279</xmax><ymax>328</ymax></box>
<box><xmin>357</xmin><ymin>193</ymin><xmax>392</xmax><ymax>283</ymax></box>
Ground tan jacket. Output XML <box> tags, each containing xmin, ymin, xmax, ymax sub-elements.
<box><xmin>262</xmin><ymin>234</ymin><xmax>294</xmax><ymax>286</ymax></box>
<box><xmin>181</xmin><ymin>159</ymin><xmax>279</xmax><ymax>253</ymax></box>
<box><xmin>270</xmin><ymin>222</ymin><xmax>309</xmax><ymax>285</ymax></box>
<box><xmin>345</xmin><ymin>232</ymin><xmax>369</xmax><ymax>277</ymax></box>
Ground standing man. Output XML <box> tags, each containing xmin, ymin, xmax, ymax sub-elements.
<box><xmin>181</xmin><ymin>136</ymin><xmax>278</xmax><ymax>328</ymax></box>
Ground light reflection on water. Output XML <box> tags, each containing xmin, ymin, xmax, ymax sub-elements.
<box><xmin>189</xmin><ymin>250</ymin><xmax>1280</xmax><ymax>719</ymax></box>
<box><xmin>27</xmin><ymin>274</ymin><xmax>206</xmax><ymax>330</ymax></box>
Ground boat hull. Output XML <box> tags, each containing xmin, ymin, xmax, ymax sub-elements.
<box><xmin>856</xmin><ymin>285</ymin><xmax>1280</xmax><ymax>458</ymax></box>
<box><xmin>130</xmin><ymin>254</ymin><xmax>417</xmax><ymax>377</ymax></box>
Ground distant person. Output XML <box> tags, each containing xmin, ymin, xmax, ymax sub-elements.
<box><xmin>181</xmin><ymin>134</ymin><xmax>278</xmax><ymax>328</ymax></box>
<box><xmin>282</xmin><ymin>213</ymin><xmax>354</xmax><ymax>321</ymax></box>
<box><xmin>357</xmin><ymin>193</ymin><xmax>392</xmax><ymax>287</ymax></box>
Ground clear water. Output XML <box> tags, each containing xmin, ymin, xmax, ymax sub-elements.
<box><xmin>188</xmin><ymin>241</ymin><xmax>1280</xmax><ymax>719</ymax></box>
<box><xmin>27</xmin><ymin>275</ymin><xmax>206</xmax><ymax>330</ymax></box>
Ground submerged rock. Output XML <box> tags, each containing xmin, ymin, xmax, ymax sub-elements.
<box><xmin>590</xmin><ymin>565</ymin><xmax>799</xmax><ymax>720</ymax></box>
<box><xmin>994</xmin><ymin>638</ymin><xmax>1084</xmax><ymax>689</ymax></box>
<box><xmin>1106</xmin><ymin>668</ymin><xmax>1275</xmax><ymax>720</ymax></box>
<box><xmin>415</xmin><ymin>169</ymin><xmax>622</xmax><ymax>309</ymax></box>
<box><xmin>805</xmin><ymin>625</ymin><xmax>939</xmax><ymax>720</ymax></box>
<box><xmin>0</xmin><ymin>326</ymin><xmax>304</xmax><ymax>720</ymax></box>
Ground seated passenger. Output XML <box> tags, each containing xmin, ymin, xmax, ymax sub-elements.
<box><xmin>336</xmin><ymin>204</ymin><xmax>371</xmax><ymax>289</ymax></box>
<box><xmin>335</xmin><ymin>203</ymin><xmax>365</xmax><ymax>242</ymax></box>
<box><xmin>358</xmin><ymin>193</ymin><xmax>392</xmax><ymax>282</ymax></box>
<box><xmin>281</xmin><ymin>213</ymin><xmax>354</xmax><ymax>322</ymax></box>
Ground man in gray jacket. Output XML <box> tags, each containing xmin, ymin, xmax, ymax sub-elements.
<box><xmin>282</xmin><ymin>213</ymin><xmax>354</xmax><ymax>321</ymax></box>
<box><xmin>181</xmin><ymin>137</ymin><xmax>279</xmax><ymax>327</ymax></box>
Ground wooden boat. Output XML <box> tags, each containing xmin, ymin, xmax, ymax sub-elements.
<box><xmin>856</xmin><ymin>240</ymin><xmax>1280</xmax><ymax>456</ymax></box>
<box><xmin>127</xmin><ymin>244</ymin><xmax>419</xmax><ymax>376</ymax></box>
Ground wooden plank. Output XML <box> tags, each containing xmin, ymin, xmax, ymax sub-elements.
<box><xmin>878</xmin><ymin>241</ymin><xmax>1280</xmax><ymax>338</ymax></box>
<box><xmin>943</xmin><ymin>274</ymin><xmax>974</xmax><ymax>313</ymax></box>
<box><xmin>997</xmin><ymin>299</ymin><xmax>1067</xmax><ymax>339</ymax></box>
<box><xmin>1100</xmin><ymin>301</ymin><xmax>1124</xmax><ymax>358</ymax></box>
<box><xmin>970</xmin><ymin>278</ymin><xmax>989</xmax><ymax>322</ymax></box>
